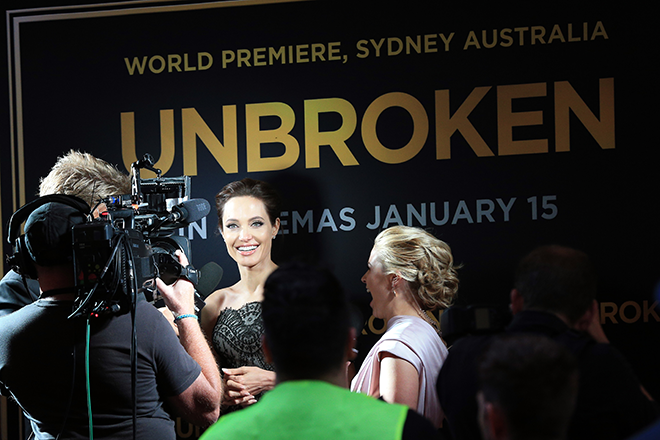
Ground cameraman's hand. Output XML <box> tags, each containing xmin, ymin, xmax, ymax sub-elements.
<box><xmin>157</xmin><ymin>250</ymin><xmax>222</xmax><ymax>426</ymax></box>
<box><xmin>155</xmin><ymin>250</ymin><xmax>196</xmax><ymax>317</ymax></box>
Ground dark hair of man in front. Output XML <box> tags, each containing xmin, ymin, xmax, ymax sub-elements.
<box><xmin>262</xmin><ymin>262</ymin><xmax>351</xmax><ymax>380</ymax></box>
<box><xmin>479</xmin><ymin>333</ymin><xmax>579</xmax><ymax>440</ymax></box>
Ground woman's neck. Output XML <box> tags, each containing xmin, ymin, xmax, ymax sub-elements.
<box><xmin>383</xmin><ymin>301</ymin><xmax>419</xmax><ymax>323</ymax></box>
<box><xmin>382</xmin><ymin>285</ymin><xmax>431</xmax><ymax>326</ymax></box>
<box><xmin>237</xmin><ymin>259</ymin><xmax>278</xmax><ymax>297</ymax></box>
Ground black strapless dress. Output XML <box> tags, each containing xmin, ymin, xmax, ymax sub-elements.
<box><xmin>212</xmin><ymin>301</ymin><xmax>274</xmax><ymax>413</ymax></box>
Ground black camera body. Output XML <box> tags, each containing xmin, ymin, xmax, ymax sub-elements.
<box><xmin>69</xmin><ymin>154</ymin><xmax>209</xmax><ymax>319</ymax></box>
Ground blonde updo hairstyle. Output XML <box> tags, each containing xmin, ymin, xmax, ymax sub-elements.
<box><xmin>373</xmin><ymin>225</ymin><xmax>459</xmax><ymax>311</ymax></box>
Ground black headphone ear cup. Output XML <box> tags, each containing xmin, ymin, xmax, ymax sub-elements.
<box><xmin>9</xmin><ymin>235</ymin><xmax>38</xmax><ymax>279</ymax></box>
<box><xmin>6</xmin><ymin>194</ymin><xmax>90</xmax><ymax>278</ymax></box>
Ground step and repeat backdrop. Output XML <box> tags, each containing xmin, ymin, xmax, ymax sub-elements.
<box><xmin>2</xmin><ymin>0</ymin><xmax>658</xmax><ymax>438</ymax></box>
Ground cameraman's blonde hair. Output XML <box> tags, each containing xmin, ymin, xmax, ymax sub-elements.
<box><xmin>374</xmin><ymin>225</ymin><xmax>459</xmax><ymax>311</ymax></box>
<box><xmin>39</xmin><ymin>150</ymin><xmax>131</xmax><ymax>207</ymax></box>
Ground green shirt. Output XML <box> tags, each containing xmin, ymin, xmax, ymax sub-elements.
<box><xmin>200</xmin><ymin>380</ymin><xmax>409</xmax><ymax>440</ymax></box>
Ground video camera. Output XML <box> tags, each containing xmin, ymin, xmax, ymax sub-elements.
<box><xmin>70</xmin><ymin>153</ymin><xmax>211</xmax><ymax>319</ymax></box>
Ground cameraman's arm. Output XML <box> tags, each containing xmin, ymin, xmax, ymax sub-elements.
<box><xmin>156</xmin><ymin>252</ymin><xmax>221</xmax><ymax>427</ymax></box>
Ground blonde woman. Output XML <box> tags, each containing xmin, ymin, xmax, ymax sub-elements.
<box><xmin>350</xmin><ymin>226</ymin><xmax>459</xmax><ymax>428</ymax></box>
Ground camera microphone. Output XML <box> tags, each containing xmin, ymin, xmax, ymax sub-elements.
<box><xmin>196</xmin><ymin>262</ymin><xmax>224</xmax><ymax>298</ymax></box>
<box><xmin>169</xmin><ymin>199</ymin><xmax>211</xmax><ymax>225</ymax></box>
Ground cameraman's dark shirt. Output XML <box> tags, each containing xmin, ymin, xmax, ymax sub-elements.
<box><xmin>438</xmin><ymin>310</ymin><xmax>659</xmax><ymax>440</ymax></box>
<box><xmin>0</xmin><ymin>269</ymin><xmax>40</xmax><ymax>317</ymax></box>
<box><xmin>0</xmin><ymin>297</ymin><xmax>201</xmax><ymax>439</ymax></box>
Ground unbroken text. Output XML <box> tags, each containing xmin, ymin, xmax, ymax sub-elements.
<box><xmin>120</xmin><ymin>78</ymin><xmax>615</xmax><ymax>175</ymax></box>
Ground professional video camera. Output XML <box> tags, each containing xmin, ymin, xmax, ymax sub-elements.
<box><xmin>70</xmin><ymin>153</ymin><xmax>211</xmax><ymax>319</ymax></box>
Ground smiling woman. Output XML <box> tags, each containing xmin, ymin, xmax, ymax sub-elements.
<box><xmin>350</xmin><ymin>225</ymin><xmax>460</xmax><ymax>429</ymax></box>
<box><xmin>200</xmin><ymin>178</ymin><xmax>281</xmax><ymax>414</ymax></box>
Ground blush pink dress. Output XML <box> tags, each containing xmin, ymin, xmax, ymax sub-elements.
<box><xmin>350</xmin><ymin>315</ymin><xmax>447</xmax><ymax>428</ymax></box>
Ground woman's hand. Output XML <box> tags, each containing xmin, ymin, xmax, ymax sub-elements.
<box><xmin>222</xmin><ymin>366</ymin><xmax>276</xmax><ymax>407</ymax></box>
<box><xmin>221</xmin><ymin>378</ymin><xmax>255</xmax><ymax>408</ymax></box>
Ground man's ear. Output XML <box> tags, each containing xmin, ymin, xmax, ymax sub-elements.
<box><xmin>485</xmin><ymin>401</ymin><xmax>508</xmax><ymax>440</ymax></box>
<box><xmin>573</xmin><ymin>299</ymin><xmax>597</xmax><ymax>333</ymax></box>
<box><xmin>345</xmin><ymin>327</ymin><xmax>357</xmax><ymax>361</ymax></box>
<box><xmin>510</xmin><ymin>288</ymin><xmax>524</xmax><ymax>315</ymax></box>
<box><xmin>262</xmin><ymin>335</ymin><xmax>273</xmax><ymax>364</ymax></box>
<box><xmin>478</xmin><ymin>391</ymin><xmax>508</xmax><ymax>440</ymax></box>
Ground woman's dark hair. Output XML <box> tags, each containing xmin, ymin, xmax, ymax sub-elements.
<box><xmin>215</xmin><ymin>178</ymin><xmax>281</xmax><ymax>229</ymax></box>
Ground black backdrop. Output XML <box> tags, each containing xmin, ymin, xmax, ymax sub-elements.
<box><xmin>2</xmin><ymin>1</ymin><xmax>659</xmax><ymax>438</ymax></box>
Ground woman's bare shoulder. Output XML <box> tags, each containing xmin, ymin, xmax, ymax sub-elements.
<box><xmin>204</xmin><ymin>287</ymin><xmax>233</xmax><ymax>312</ymax></box>
<box><xmin>201</xmin><ymin>287</ymin><xmax>231</xmax><ymax>337</ymax></box>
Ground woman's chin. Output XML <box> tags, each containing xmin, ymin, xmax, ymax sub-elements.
<box><xmin>237</xmin><ymin>254</ymin><xmax>271</xmax><ymax>270</ymax></box>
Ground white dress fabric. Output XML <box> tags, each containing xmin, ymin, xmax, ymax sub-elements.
<box><xmin>350</xmin><ymin>315</ymin><xmax>447</xmax><ymax>428</ymax></box>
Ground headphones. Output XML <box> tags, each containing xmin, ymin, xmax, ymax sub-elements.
<box><xmin>6</xmin><ymin>194</ymin><xmax>90</xmax><ymax>279</ymax></box>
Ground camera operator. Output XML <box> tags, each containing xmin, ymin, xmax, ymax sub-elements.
<box><xmin>0</xmin><ymin>150</ymin><xmax>131</xmax><ymax>317</ymax></box>
<box><xmin>0</xmin><ymin>200</ymin><xmax>221</xmax><ymax>439</ymax></box>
